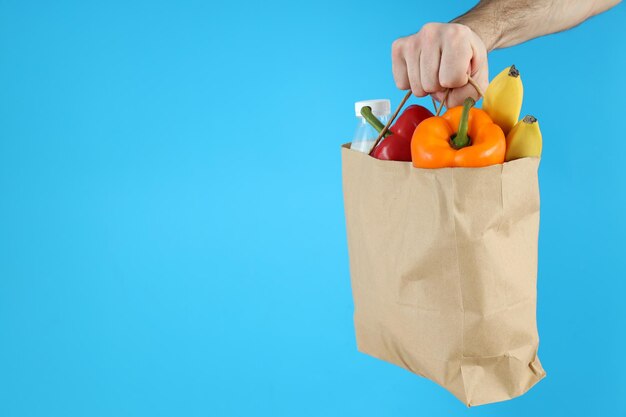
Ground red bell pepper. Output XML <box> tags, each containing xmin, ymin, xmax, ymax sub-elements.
<box><xmin>361</xmin><ymin>105</ymin><xmax>434</xmax><ymax>161</ymax></box>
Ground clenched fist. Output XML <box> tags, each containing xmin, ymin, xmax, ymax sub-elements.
<box><xmin>391</xmin><ymin>23</ymin><xmax>489</xmax><ymax>108</ymax></box>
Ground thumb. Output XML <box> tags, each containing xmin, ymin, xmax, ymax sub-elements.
<box><xmin>445</xmin><ymin>61</ymin><xmax>488</xmax><ymax>107</ymax></box>
<box><xmin>468</xmin><ymin>41</ymin><xmax>489</xmax><ymax>98</ymax></box>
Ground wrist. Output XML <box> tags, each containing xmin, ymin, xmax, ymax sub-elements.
<box><xmin>453</xmin><ymin>16</ymin><xmax>500</xmax><ymax>51</ymax></box>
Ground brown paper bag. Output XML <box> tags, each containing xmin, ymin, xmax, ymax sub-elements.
<box><xmin>341</xmin><ymin>144</ymin><xmax>546</xmax><ymax>406</ymax></box>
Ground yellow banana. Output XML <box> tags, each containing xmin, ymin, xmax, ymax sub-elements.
<box><xmin>505</xmin><ymin>115</ymin><xmax>542</xmax><ymax>161</ymax></box>
<box><xmin>483</xmin><ymin>65</ymin><xmax>523</xmax><ymax>136</ymax></box>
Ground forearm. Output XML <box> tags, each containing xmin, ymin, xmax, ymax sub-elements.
<box><xmin>453</xmin><ymin>0</ymin><xmax>622</xmax><ymax>51</ymax></box>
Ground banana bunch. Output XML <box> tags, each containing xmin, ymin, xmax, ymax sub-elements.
<box><xmin>482</xmin><ymin>65</ymin><xmax>542</xmax><ymax>162</ymax></box>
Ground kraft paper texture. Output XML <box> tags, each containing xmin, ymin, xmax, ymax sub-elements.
<box><xmin>341</xmin><ymin>144</ymin><xmax>545</xmax><ymax>406</ymax></box>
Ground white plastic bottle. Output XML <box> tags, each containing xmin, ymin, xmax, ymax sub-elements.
<box><xmin>352</xmin><ymin>99</ymin><xmax>390</xmax><ymax>153</ymax></box>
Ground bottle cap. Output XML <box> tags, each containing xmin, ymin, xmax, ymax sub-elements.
<box><xmin>355</xmin><ymin>99</ymin><xmax>390</xmax><ymax>117</ymax></box>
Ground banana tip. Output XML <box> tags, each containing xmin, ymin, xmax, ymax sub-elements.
<box><xmin>508</xmin><ymin>65</ymin><xmax>520</xmax><ymax>77</ymax></box>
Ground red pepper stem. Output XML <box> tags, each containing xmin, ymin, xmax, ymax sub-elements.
<box><xmin>451</xmin><ymin>97</ymin><xmax>475</xmax><ymax>149</ymax></box>
<box><xmin>360</xmin><ymin>106</ymin><xmax>392</xmax><ymax>138</ymax></box>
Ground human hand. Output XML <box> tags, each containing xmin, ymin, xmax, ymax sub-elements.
<box><xmin>391</xmin><ymin>23</ymin><xmax>489</xmax><ymax>108</ymax></box>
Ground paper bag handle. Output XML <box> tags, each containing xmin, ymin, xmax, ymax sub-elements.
<box><xmin>368</xmin><ymin>75</ymin><xmax>485</xmax><ymax>156</ymax></box>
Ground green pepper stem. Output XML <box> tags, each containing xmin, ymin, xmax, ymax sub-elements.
<box><xmin>360</xmin><ymin>106</ymin><xmax>392</xmax><ymax>138</ymax></box>
<box><xmin>451</xmin><ymin>97</ymin><xmax>475</xmax><ymax>149</ymax></box>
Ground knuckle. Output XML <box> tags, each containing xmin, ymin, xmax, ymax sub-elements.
<box><xmin>423</xmin><ymin>84</ymin><xmax>436</xmax><ymax>94</ymax></box>
<box><xmin>396</xmin><ymin>79</ymin><xmax>410</xmax><ymax>90</ymax></box>
<box><xmin>422</xmin><ymin>77</ymin><xmax>439</xmax><ymax>93</ymax></box>
<box><xmin>391</xmin><ymin>39</ymin><xmax>403</xmax><ymax>57</ymax></box>
<box><xmin>440</xmin><ymin>73</ymin><xmax>466</xmax><ymax>89</ymax></box>
<box><xmin>405</xmin><ymin>35</ymin><xmax>420</xmax><ymax>51</ymax></box>
<box><xmin>409</xmin><ymin>79</ymin><xmax>425</xmax><ymax>96</ymax></box>
<box><xmin>419</xmin><ymin>23</ymin><xmax>439</xmax><ymax>42</ymax></box>
<box><xmin>447</xmin><ymin>24</ymin><xmax>469</xmax><ymax>42</ymax></box>
<box><xmin>452</xmin><ymin>23</ymin><xmax>469</xmax><ymax>35</ymax></box>
<box><xmin>421</xmin><ymin>22</ymin><xmax>440</xmax><ymax>33</ymax></box>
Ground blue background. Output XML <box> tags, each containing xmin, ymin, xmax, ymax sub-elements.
<box><xmin>1</xmin><ymin>1</ymin><xmax>625</xmax><ymax>416</ymax></box>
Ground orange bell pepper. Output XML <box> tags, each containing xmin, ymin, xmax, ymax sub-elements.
<box><xmin>411</xmin><ymin>98</ymin><xmax>506</xmax><ymax>168</ymax></box>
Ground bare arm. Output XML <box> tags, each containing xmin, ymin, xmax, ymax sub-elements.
<box><xmin>392</xmin><ymin>0</ymin><xmax>622</xmax><ymax>106</ymax></box>
<box><xmin>454</xmin><ymin>0</ymin><xmax>622</xmax><ymax>51</ymax></box>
